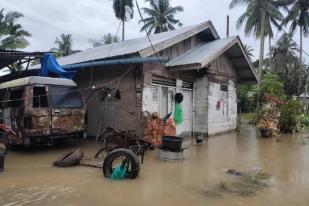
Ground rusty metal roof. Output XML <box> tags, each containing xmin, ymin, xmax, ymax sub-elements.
<box><xmin>30</xmin><ymin>21</ymin><xmax>219</xmax><ymax>69</ymax></box>
<box><xmin>165</xmin><ymin>36</ymin><xmax>258</xmax><ymax>83</ymax></box>
<box><xmin>0</xmin><ymin>50</ymin><xmax>45</xmax><ymax>69</ymax></box>
<box><xmin>0</xmin><ymin>76</ymin><xmax>77</xmax><ymax>89</ymax></box>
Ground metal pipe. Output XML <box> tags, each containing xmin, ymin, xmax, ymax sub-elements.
<box><xmin>63</xmin><ymin>57</ymin><xmax>169</xmax><ymax>71</ymax></box>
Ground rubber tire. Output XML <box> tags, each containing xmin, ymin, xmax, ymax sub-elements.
<box><xmin>53</xmin><ymin>148</ymin><xmax>84</xmax><ymax>167</ymax></box>
<box><xmin>103</xmin><ymin>149</ymin><xmax>140</xmax><ymax>179</ymax></box>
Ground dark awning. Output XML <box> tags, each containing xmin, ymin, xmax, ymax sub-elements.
<box><xmin>0</xmin><ymin>49</ymin><xmax>45</xmax><ymax>69</ymax></box>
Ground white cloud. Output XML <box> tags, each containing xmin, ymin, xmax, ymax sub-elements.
<box><xmin>0</xmin><ymin>0</ymin><xmax>308</xmax><ymax>63</ymax></box>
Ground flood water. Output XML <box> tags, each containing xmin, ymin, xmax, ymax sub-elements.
<box><xmin>1</xmin><ymin>125</ymin><xmax>309</xmax><ymax>206</ymax></box>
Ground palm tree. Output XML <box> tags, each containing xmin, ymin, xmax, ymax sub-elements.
<box><xmin>52</xmin><ymin>34</ymin><xmax>74</xmax><ymax>57</ymax></box>
<box><xmin>229</xmin><ymin>0</ymin><xmax>285</xmax><ymax>79</ymax></box>
<box><xmin>139</xmin><ymin>0</ymin><xmax>184</xmax><ymax>34</ymax></box>
<box><xmin>112</xmin><ymin>0</ymin><xmax>134</xmax><ymax>41</ymax></box>
<box><xmin>272</xmin><ymin>33</ymin><xmax>304</xmax><ymax>97</ymax></box>
<box><xmin>244</xmin><ymin>44</ymin><xmax>255</xmax><ymax>60</ymax></box>
<box><xmin>281</xmin><ymin>0</ymin><xmax>309</xmax><ymax>96</ymax></box>
<box><xmin>0</xmin><ymin>9</ymin><xmax>31</xmax><ymax>49</ymax></box>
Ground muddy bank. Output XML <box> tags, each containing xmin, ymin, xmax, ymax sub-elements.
<box><xmin>1</xmin><ymin>125</ymin><xmax>309</xmax><ymax>206</ymax></box>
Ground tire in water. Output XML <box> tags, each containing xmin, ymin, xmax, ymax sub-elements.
<box><xmin>103</xmin><ymin>149</ymin><xmax>140</xmax><ymax>179</ymax></box>
<box><xmin>53</xmin><ymin>148</ymin><xmax>84</xmax><ymax>167</ymax></box>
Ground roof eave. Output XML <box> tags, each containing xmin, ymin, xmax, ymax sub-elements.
<box><xmin>139</xmin><ymin>21</ymin><xmax>220</xmax><ymax>57</ymax></box>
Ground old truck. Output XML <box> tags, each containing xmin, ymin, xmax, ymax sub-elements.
<box><xmin>0</xmin><ymin>76</ymin><xmax>86</xmax><ymax>146</ymax></box>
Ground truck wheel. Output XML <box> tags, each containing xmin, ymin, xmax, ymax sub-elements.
<box><xmin>102</xmin><ymin>149</ymin><xmax>140</xmax><ymax>179</ymax></box>
<box><xmin>53</xmin><ymin>148</ymin><xmax>84</xmax><ymax>167</ymax></box>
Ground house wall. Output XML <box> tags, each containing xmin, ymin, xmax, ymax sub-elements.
<box><xmin>193</xmin><ymin>74</ymin><xmax>209</xmax><ymax>135</ymax></box>
<box><xmin>207</xmin><ymin>54</ymin><xmax>238</xmax><ymax>135</ymax></box>
<box><xmin>74</xmin><ymin>65</ymin><xmax>143</xmax><ymax>137</ymax></box>
<box><xmin>158</xmin><ymin>35</ymin><xmax>202</xmax><ymax>60</ymax></box>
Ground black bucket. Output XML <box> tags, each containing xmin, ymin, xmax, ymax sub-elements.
<box><xmin>162</xmin><ymin>136</ymin><xmax>183</xmax><ymax>151</ymax></box>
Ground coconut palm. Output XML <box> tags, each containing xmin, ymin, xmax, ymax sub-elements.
<box><xmin>230</xmin><ymin>0</ymin><xmax>286</xmax><ymax>79</ymax></box>
<box><xmin>52</xmin><ymin>34</ymin><xmax>74</xmax><ymax>57</ymax></box>
<box><xmin>244</xmin><ymin>44</ymin><xmax>255</xmax><ymax>60</ymax></box>
<box><xmin>112</xmin><ymin>0</ymin><xmax>134</xmax><ymax>41</ymax></box>
<box><xmin>139</xmin><ymin>0</ymin><xmax>184</xmax><ymax>34</ymax></box>
<box><xmin>281</xmin><ymin>0</ymin><xmax>309</xmax><ymax>96</ymax></box>
<box><xmin>271</xmin><ymin>33</ymin><xmax>306</xmax><ymax>97</ymax></box>
<box><xmin>0</xmin><ymin>9</ymin><xmax>31</xmax><ymax>49</ymax></box>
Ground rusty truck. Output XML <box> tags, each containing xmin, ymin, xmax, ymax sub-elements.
<box><xmin>0</xmin><ymin>76</ymin><xmax>86</xmax><ymax>146</ymax></box>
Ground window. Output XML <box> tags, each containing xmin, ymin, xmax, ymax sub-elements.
<box><xmin>33</xmin><ymin>86</ymin><xmax>49</xmax><ymax>108</ymax></box>
<box><xmin>220</xmin><ymin>84</ymin><xmax>228</xmax><ymax>117</ymax></box>
<box><xmin>151</xmin><ymin>85</ymin><xmax>176</xmax><ymax>118</ymax></box>
<box><xmin>8</xmin><ymin>88</ymin><xmax>24</xmax><ymax>108</ymax></box>
<box><xmin>49</xmin><ymin>86</ymin><xmax>83</xmax><ymax>108</ymax></box>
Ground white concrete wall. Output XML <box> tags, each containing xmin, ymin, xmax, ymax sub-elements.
<box><xmin>207</xmin><ymin>80</ymin><xmax>237</xmax><ymax>135</ymax></box>
<box><xmin>193</xmin><ymin>75</ymin><xmax>208</xmax><ymax>134</ymax></box>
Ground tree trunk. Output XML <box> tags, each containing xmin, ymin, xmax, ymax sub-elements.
<box><xmin>258</xmin><ymin>0</ymin><xmax>266</xmax><ymax>82</ymax></box>
<box><xmin>122</xmin><ymin>20</ymin><xmax>125</xmax><ymax>42</ymax></box>
<box><xmin>299</xmin><ymin>26</ymin><xmax>303</xmax><ymax>97</ymax></box>
<box><xmin>269</xmin><ymin>35</ymin><xmax>272</xmax><ymax>72</ymax></box>
<box><xmin>257</xmin><ymin>0</ymin><xmax>266</xmax><ymax>116</ymax></box>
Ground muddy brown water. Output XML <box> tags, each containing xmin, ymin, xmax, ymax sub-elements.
<box><xmin>1</xmin><ymin>125</ymin><xmax>309</xmax><ymax>206</ymax></box>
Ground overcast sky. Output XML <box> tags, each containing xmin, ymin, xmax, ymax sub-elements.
<box><xmin>1</xmin><ymin>0</ymin><xmax>308</xmax><ymax>63</ymax></box>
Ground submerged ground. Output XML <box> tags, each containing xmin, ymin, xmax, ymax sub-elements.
<box><xmin>1</xmin><ymin>125</ymin><xmax>309</xmax><ymax>206</ymax></box>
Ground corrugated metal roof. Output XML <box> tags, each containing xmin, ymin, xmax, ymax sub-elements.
<box><xmin>0</xmin><ymin>76</ymin><xmax>76</xmax><ymax>89</ymax></box>
<box><xmin>165</xmin><ymin>37</ymin><xmax>237</xmax><ymax>67</ymax></box>
<box><xmin>165</xmin><ymin>36</ymin><xmax>258</xmax><ymax>83</ymax></box>
<box><xmin>31</xmin><ymin>21</ymin><xmax>216</xmax><ymax>69</ymax></box>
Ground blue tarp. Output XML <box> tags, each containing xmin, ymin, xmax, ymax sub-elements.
<box><xmin>40</xmin><ymin>54</ymin><xmax>75</xmax><ymax>79</ymax></box>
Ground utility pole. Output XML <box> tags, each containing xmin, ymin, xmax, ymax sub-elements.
<box><xmin>227</xmin><ymin>15</ymin><xmax>230</xmax><ymax>37</ymax></box>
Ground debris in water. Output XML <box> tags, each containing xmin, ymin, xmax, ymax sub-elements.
<box><xmin>202</xmin><ymin>169</ymin><xmax>271</xmax><ymax>197</ymax></box>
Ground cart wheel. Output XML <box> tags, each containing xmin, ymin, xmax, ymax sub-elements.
<box><xmin>94</xmin><ymin>146</ymin><xmax>113</xmax><ymax>159</ymax></box>
<box><xmin>103</xmin><ymin>149</ymin><xmax>140</xmax><ymax>179</ymax></box>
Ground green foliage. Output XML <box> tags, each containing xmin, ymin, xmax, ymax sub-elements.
<box><xmin>139</xmin><ymin>0</ymin><xmax>184</xmax><ymax>34</ymax></box>
<box><xmin>52</xmin><ymin>34</ymin><xmax>74</xmax><ymax>57</ymax></box>
<box><xmin>229</xmin><ymin>0</ymin><xmax>285</xmax><ymax>38</ymax></box>
<box><xmin>112</xmin><ymin>0</ymin><xmax>134</xmax><ymax>21</ymax></box>
<box><xmin>242</xmin><ymin>113</ymin><xmax>257</xmax><ymax>124</ymax></box>
<box><xmin>281</xmin><ymin>0</ymin><xmax>309</xmax><ymax>37</ymax></box>
<box><xmin>255</xmin><ymin>73</ymin><xmax>285</xmax><ymax>101</ymax></box>
<box><xmin>279</xmin><ymin>100</ymin><xmax>302</xmax><ymax>133</ymax></box>
<box><xmin>237</xmin><ymin>85</ymin><xmax>255</xmax><ymax>113</ymax></box>
<box><xmin>0</xmin><ymin>8</ymin><xmax>31</xmax><ymax>49</ymax></box>
<box><xmin>272</xmin><ymin>33</ymin><xmax>308</xmax><ymax>97</ymax></box>
<box><xmin>301</xmin><ymin>114</ymin><xmax>309</xmax><ymax>128</ymax></box>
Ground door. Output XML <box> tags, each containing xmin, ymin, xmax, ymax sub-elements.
<box><xmin>48</xmin><ymin>86</ymin><xmax>85</xmax><ymax>135</ymax></box>
<box><xmin>176</xmin><ymin>89</ymin><xmax>192</xmax><ymax>136</ymax></box>
<box><xmin>150</xmin><ymin>84</ymin><xmax>192</xmax><ymax>136</ymax></box>
<box><xmin>27</xmin><ymin>85</ymin><xmax>52</xmax><ymax>136</ymax></box>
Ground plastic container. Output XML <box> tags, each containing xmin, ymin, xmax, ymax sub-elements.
<box><xmin>162</xmin><ymin>136</ymin><xmax>183</xmax><ymax>151</ymax></box>
<box><xmin>260</xmin><ymin>128</ymin><xmax>272</xmax><ymax>138</ymax></box>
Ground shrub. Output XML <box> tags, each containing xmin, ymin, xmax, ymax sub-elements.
<box><xmin>279</xmin><ymin>100</ymin><xmax>302</xmax><ymax>133</ymax></box>
<box><xmin>302</xmin><ymin>115</ymin><xmax>309</xmax><ymax>128</ymax></box>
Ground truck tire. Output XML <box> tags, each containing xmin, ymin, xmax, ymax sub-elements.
<box><xmin>53</xmin><ymin>148</ymin><xmax>84</xmax><ymax>167</ymax></box>
<box><xmin>103</xmin><ymin>149</ymin><xmax>140</xmax><ymax>179</ymax></box>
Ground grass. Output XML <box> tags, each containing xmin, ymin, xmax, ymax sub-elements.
<box><xmin>202</xmin><ymin>170</ymin><xmax>271</xmax><ymax>197</ymax></box>
<box><xmin>241</xmin><ymin>113</ymin><xmax>256</xmax><ymax>125</ymax></box>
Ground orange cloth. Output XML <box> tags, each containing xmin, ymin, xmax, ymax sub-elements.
<box><xmin>144</xmin><ymin>115</ymin><xmax>176</xmax><ymax>147</ymax></box>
